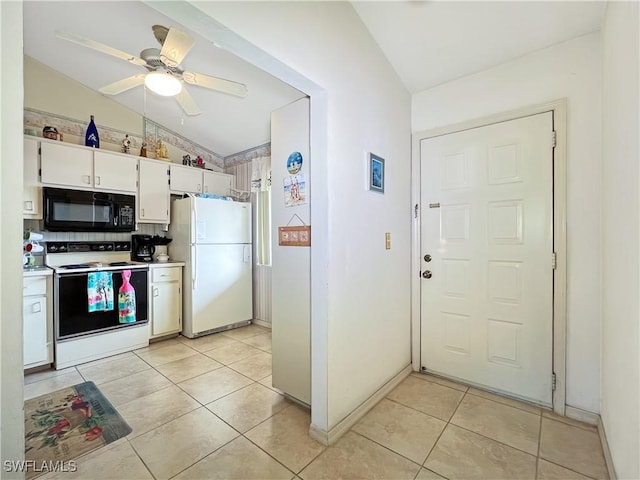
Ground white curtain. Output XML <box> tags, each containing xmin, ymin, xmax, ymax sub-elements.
<box><xmin>251</xmin><ymin>156</ymin><xmax>271</xmax><ymax>266</ymax></box>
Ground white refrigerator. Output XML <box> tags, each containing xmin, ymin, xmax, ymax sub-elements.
<box><xmin>169</xmin><ymin>196</ymin><xmax>253</xmax><ymax>338</ymax></box>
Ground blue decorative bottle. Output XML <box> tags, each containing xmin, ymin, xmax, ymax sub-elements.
<box><xmin>85</xmin><ymin>115</ymin><xmax>100</xmax><ymax>148</ymax></box>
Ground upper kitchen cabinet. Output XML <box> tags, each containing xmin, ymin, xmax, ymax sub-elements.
<box><xmin>40</xmin><ymin>140</ymin><xmax>137</xmax><ymax>193</ymax></box>
<box><xmin>203</xmin><ymin>170</ymin><xmax>234</xmax><ymax>196</ymax></box>
<box><xmin>170</xmin><ymin>164</ymin><xmax>203</xmax><ymax>194</ymax></box>
<box><xmin>138</xmin><ymin>158</ymin><xmax>170</xmax><ymax>224</ymax></box>
<box><xmin>170</xmin><ymin>163</ymin><xmax>234</xmax><ymax>196</ymax></box>
<box><xmin>23</xmin><ymin>137</ymin><xmax>42</xmax><ymax>219</ymax></box>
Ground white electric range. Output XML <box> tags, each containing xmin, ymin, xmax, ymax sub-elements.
<box><xmin>45</xmin><ymin>241</ymin><xmax>151</xmax><ymax>369</ymax></box>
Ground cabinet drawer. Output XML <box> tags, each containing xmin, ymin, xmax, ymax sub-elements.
<box><xmin>23</xmin><ymin>276</ymin><xmax>47</xmax><ymax>296</ymax></box>
<box><xmin>152</xmin><ymin>267</ymin><xmax>181</xmax><ymax>282</ymax></box>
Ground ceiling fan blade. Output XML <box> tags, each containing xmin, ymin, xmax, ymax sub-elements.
<box><xmin>182</xmin><ymin>71</ymin><xmax>248</xmax><ymax>98</ymax></box>
<box><xmin>160</xmin><ymin>27</ymin><xmax>194</xmax><ymax>68</ymax></box>
<box><xmin>175</xmin><ymin>87</ymin><xmax>202</xmax><ymax>116</ymax></box>
<box><xmin>56</xmin><ymin>31</ymin><xmax>147</xmax><ymax>67</ymax></box>
<box><xmin>99</xmin><ymin>74</ymin><xmax>146</xmax><ymax>95</ymax></box>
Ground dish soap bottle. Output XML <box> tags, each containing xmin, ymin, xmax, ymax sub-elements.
<box><xmin>118</xmin><ymin>270</ymin><xmax>136</xmax><ymax>323</ymax></box>
<box><xmin>85</xmin><ymin>115</ymin><xmax>100</xmax><ymax>148</ymax></box>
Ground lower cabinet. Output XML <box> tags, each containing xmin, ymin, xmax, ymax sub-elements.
<box><xmin>23</xmin><ymin>273</ymin><xmax>53</xmax><ymax>368</ymax></box>
<box><xmin>149</xmin><ymin>265</ymin><xmax>182</xmax><ymax>339</ymax></box>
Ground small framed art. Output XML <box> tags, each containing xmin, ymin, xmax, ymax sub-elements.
<box><xmin>368</xmin><ymin>153</ymin><xmax>385</xmax><ymax>194</ymax></box>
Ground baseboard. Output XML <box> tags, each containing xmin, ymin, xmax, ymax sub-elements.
<box><xmin>565</xmin><ymin>405</ymin><xmax>599</xmax><ymax>426</ymax></box>
<box><xmin>308</xmin><ymin>364</ymin><xmax>412</xmax><ymax>446</ymax></box>
<box><xmin>251</xmin><ymin>319</ymin><xmax>272</xmax><ymax>329</ymax></box>
<box><xmin>597</xmin><ymin>416</ymin><xmax>617</xmax><ymax>480</ymax></box>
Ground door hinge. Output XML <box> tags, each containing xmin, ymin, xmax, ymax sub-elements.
<box><xmin>552</xmin><ymin>372</ymin><xmax>557</xmax><ymax>391</ymax></box>
<box><xmin>136</xmin><ymin>164</ymin><xmax>139</xmax><ymax>171</ymax></box>
<box><xmin>552</xmin><ymin>252</ymin><xmax>557</xmax><ymax>270</ymax></box>
<box><xmin>414</xmin><ymin>203</ymin><xmax>419</xmax><ymax>219</ymax></box>
<box><xmin>552</xmin><ymin>130</ymin><xmax>557</xmax><ymax>148</ymax></box>
<box><xmin>429</xmin><ymin>202</ymin><xmax>440</xmax><ymax>209</ymax></box>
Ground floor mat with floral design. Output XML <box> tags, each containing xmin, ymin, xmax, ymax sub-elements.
<box><xmin>24</xmin><ymin>381</ymin><xmax>131</xmax><ymax>478</ymax></box>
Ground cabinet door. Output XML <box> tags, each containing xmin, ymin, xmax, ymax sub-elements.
<box><xmin>23</xmin><ymin>137</ymin><xmax>42</xmax><ymax>218</ymax></box>
<box><xmin>170</xmin><ymin>164</ymin><xmax>203</xmax><ymax>194</ymax></box>
<box><xmin>23</xmin><ymin>296</ymin><xmax>48</xmax><ymax>366</ymax></box>
<box><xmin>138</xmin><ymin>159</ymin><xmax>170</xmax><ymax>223</ymax></box>
<box><xmin>203</xmin><ymin>170</ymin><xmax>234</xmax><ymax>196</ymax></box>
<box><xmin>94</xmin><ymin>151</ymin><xmax>137</xmax><ymax>192</ymax></box>
<box><xmin>41</xmin><ymin>141</ymin><xmax>93</xmax><ymax>188</ymax></box>
<box><xmin>151</xmin><ymin>282</ymin><xmax>181</xmax><ymax>336</ymax></box>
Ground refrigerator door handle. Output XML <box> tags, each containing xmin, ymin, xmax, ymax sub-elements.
<box><xmin>192</xmin><ymin>244</ymin><xmax>198</xmax><ymax>290</ymax></box>
<box><xmin>191</xmin><ymin>195</ymin><xmax>197</xmax><ymax>244</ymax></box>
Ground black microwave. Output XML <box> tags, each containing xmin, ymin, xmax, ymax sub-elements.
<box><xmin>43</xmin><ymin>187</ymin><xmax>136</xmax><ymax>232</ymax></box>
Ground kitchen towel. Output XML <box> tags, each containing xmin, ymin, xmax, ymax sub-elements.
<box><xmin>87</xmin><ymin>272</ymin><xmax>114</xmax><ymax>312</ymax></box>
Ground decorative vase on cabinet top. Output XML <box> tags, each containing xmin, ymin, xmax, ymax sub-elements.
<box><xmin>85</xmin><ymin>115</ymin><xmax>100</xmax><ymax>148</ymax></box>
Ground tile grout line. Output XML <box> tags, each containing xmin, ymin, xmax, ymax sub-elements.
<box><xmin>347</xmin><ymin>429</ymin><xmax>423</xmax><ymax>474</ymax></box>
<box><xmin>535</xmin><ymin>408</ymin><xmax>543</xmax><ymax>479</ymax></box>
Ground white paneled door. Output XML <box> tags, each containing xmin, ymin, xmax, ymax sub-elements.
<box><xmin>420</xmin><ymin>112</ymin><xmax>554</xmax><ymax>406</ymax></box>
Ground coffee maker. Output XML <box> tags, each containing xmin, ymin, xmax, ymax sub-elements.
<box><xmin>131</xmin><ymin>235</ymin><xmax>155</xmax><ymax>262</ymax></box>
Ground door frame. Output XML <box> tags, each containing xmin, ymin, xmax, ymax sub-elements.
<box><xmin>410</xmin><ymin>99</ymin><xmax>567</xmax><ymax>415</ymax></box>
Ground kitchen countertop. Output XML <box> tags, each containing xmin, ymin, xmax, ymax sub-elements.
<box><xmin>146</xmin><ymin>261</ymin><xmax>186</xmax><ymax>268</ymax></box>
<box><xmin>23</xmin><ymin>265</ymin><xmax>53</xmax><ymax>277</ymax></box>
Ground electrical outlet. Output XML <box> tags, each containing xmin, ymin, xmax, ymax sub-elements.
<box><xmin>385</xmin><ymin>232</ymin><xmax>391</xmax><ymax>250</ymax></box>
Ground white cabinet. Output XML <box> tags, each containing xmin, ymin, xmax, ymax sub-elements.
<box><xmin>23</xmin><ymin>273</ymin><xmax>53</xmax><ymax>369</ymax></box>
<box><xmin>170</xmin><ymin>164</ymin><xmax>234</xmax><ymax>196</ymax></box>
<box><xmin>41</xmin><ymin>141</ymin><xmax>94</xmax><ymax>189</ymax></box>
<box><xmin>203</xmin><ymin>170</ymin><xmax>234</xmax><ymax>196</ymax></box>
<box><xmin>40</xmin><ymin>141</ymin><xmax>137</xmax><ymax>193</ymax></box>
<box><xmin>93</xmin><ymin>151</ymin><xmax>137</xmax><ymax>192</ymax></box>
<box><xmin>23</xmin><ymin>137</ymin><xmax>42</xmax><ymax>219</ymax></box>
<box><xmin>138</xmin><ymin>159</ymin><xmax>170</xmax><ymax>224</ymax></box>
<box><xmin>149</xmin><ymin>265</ymin><xmax>182</xmax><ymax>338</ymax></box>
<box><xmin>170</xmin><ymin>164</ymin><xmax>203</xmax><ymax>194</ymax></box>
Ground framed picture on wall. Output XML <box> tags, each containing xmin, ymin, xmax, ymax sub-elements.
<box><xmin>368</xmin><ymin>153</ymin><xmax>385</xmax><ymax>194</ymax></box>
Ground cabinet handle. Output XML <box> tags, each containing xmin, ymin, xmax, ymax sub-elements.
<box><xmin>204</xmin><ymin>185</ymin><xmax>208</xmax><ymax>193</ymax></box>
<box><xmin>95</xmin><ymin>176</ymin><xmax>101</xmax><ymax>185</ymax></box>
<box><xmin>84</xmin><ymin>175</ymin><xmax>91</xmax><ymax>184</ymax></box>
<box><xmin>31</xmin><ymin>302</ymin><xmax>41</xmax><ymax>314</ymax></box>
<box><xmin>24</xmin><ymin>201</ymin><xmax>33</xmax><ymax>211</ymax></box>
<box><xmin>197</xmin><ymin>184</ymin><xmax>202</xmax><ymax>192</ymax></box>
<box><xmin>141</xmin><ymin>208</ymin><xmax>145</xmax><ymax>218</ymax></box>
<box><xmin>153</xmin><ymin>287</ymin><xmax>159</xmax><ymax>297</ymax></box>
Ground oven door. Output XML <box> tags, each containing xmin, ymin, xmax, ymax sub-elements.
<box><xmin>55</xmin><ymin>268</ymin><xmax>148</xmax><ymax>340</ymax></box>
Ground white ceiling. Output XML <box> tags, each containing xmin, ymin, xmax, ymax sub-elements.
<box><xmin>23</xmin><ymin>1</ymin><xmax>306</xmax><ymax>157</ymax></box>
<box><xmin>352</xmin><ymin>1</ymin><xmax>607</xmax><ymax>93</ymax></box>
<box><xmin>24</xmin><ymin>2</ymin><xmax>607</xmax><ymax>158</ymax></box>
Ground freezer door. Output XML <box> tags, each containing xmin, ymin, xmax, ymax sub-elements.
<box><xmin>194</xmin><ymin>197</ymin><xmax>251</xmax><ymax>244</ymax></box>
<box><xmin>190</xmin><ymin>244</ymin><xmax>253</xmax><ymax>334</ymax></box>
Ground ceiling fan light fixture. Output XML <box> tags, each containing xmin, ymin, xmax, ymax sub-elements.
<box><xmin>145</xmin><ymin>70</ymin><xmax>182</xmax><ymax>96</ymax></box>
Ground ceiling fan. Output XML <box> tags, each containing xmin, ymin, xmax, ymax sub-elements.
<box><xmin>56</xmin><ymin>25</ymin><xmax>248</xmax><ymax>116</ymax></box>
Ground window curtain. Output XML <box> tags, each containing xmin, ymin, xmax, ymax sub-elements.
<box><xmin>251</xmin><ymin>156</ymin><xmax>272</xmax><ymax>266</ymax></box>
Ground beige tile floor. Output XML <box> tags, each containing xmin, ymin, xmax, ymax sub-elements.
<box><xmin>25</xmin><ymin>325</ymin><xmax>609</xmax><ymax>480</ymax></box>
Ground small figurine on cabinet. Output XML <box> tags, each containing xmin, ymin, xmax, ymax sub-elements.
<box><xmin>121</xmin><ymin>134</ymin><xmax>131</xmax><ymax>154</ymax></box>
<box><xmin>140</xmin><ymin>143</ymin><xmax>147</xmax><ymax>157</ymax></box>
<box><xmin>156</xmin><ymin>139</ymin><xmax>169</xmax><ymax>161</ymax></box>
<box><xmin>182</xmin><ymin>154</ymin><xmax>191</xmax><ymax>166</ymax></box>
<box><xmin>196</xmin><ymin>155</ymin><xmax>204</xmax><ymax>168</ymax></box>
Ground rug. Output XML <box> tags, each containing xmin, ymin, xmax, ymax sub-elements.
<box><xmin>24</xmin><ymin>381</ymin><xmax>131</xmax><ymax>478</ymax></box>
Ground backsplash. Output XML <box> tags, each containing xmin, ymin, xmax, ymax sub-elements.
<box><xmin>23</xmin><ymin>220</ymin><xmax>163</xmax><ymax>243</ymax></box>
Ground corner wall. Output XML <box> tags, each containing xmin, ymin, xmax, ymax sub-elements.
<box><xmin>600</xmin><ymin>2</ymin><xmax>640</xmax><ymax>478</ymax></box>
<box><xmin>1</xmin><ymin>1</ymin><xmax>26</xmax><ymax>473</ymax></box>
<box><xmin>412</xmin><ymin>33</ymin><xmax>603</xmax><ymax>413</ymax></box>
<box><xmin>186</xmin><ymin>1</ymin><xmax>412</xmax><ymax>431</ymax></box>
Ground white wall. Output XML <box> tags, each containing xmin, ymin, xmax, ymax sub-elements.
<box><xmin>412</xmin><ymin>33</ymin><xmax>602</xmax><ymax>413</ymax></box>
<box><xmin>271</xmin><ymin>98</ymin><xmax>311</xmax><ymax>404</ymax></box>
<box><xmin>186</xmin><ymin>1</ymin><xmax>412</xmax><ymax>431</ymax></box>
<box><xmin>601</xmin><ymin>2</ymin><xmax>640</xmax><ymax>478</ymax></box>
<box><xmin>1</xmin><ymin>1</ymin><xmax>26</xmax><ymax>473</ymax></box>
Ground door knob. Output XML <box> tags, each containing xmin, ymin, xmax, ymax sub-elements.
<box><xmin>422</xmin><ymin>270</ymin><xmax>432</xmax><ymax>279</ymax></box>
<box><xmin>424</xmin><ymin>254</ymin><xmax>432</xmax><ymax>262</ymax></box>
